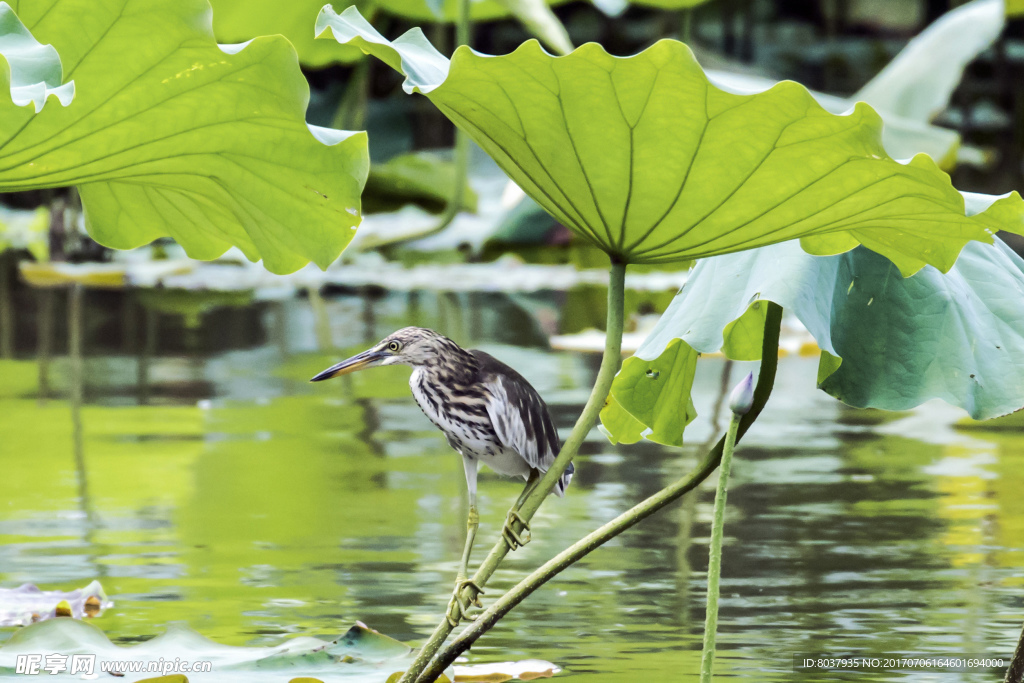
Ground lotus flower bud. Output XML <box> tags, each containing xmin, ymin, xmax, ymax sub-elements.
<box><xmin>729</xmin><ymin>372</ymin><xmax>754</xmax><ymax>416</ymax></box>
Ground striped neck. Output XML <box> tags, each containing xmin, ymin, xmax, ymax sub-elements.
<box><xmin>416</xmin><ymin>341</ymin><xmax>478</xmax><ymax>385</ymax></box>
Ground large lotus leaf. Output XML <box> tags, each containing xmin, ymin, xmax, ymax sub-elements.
<box><xmin>818</xmin><ymin>238</ymin><xmax>1024</xmax><ymax>416</ymax></box>
<box><xmin>209</xmin><ymin>0</ymin><xmax>364</xmax><ymax>67</ymax></box>
<box><xmin>706</xmin><ymin>69</ymin><xmax>962</xmax><ymax>168</ymax></box>
<box><xmin>0</xmin><ymin>0</ymin><xmax>368</xmax><ymax>275</ymax></box>
<box><xmin>0</xmin><ymin>2</ymin><xmax>73</xmax><ymax>111</ymax></box>
<box><xmin>317</xmin><ymin>7</ymin><xmax>1023</xmax><ymax>276</ymax></box>
<box><xmin>602</xmin><ymin>194</ymin><xmax>1024</xmax><ymax>445</ymax></box>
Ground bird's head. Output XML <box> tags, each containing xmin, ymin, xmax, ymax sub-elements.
<box><xmin>310</xmin><ymin>327</ymin><xmax>460</xmax><ymax>381</ymax></box>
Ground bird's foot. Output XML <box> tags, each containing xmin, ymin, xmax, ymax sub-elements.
<box><xmin>445</xmin><ymin>578</ymin><xmax>484</xmax><ymax>627</ymax></box>
<box><xmin>501</xmin><ymin>510</ymin><xmax>531</xmax><ymax>551</ymax></box>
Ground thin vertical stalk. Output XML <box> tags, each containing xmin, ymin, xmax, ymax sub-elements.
<box><xmin>418</xmin><ymin>304</ymin><xmax>783</xmax><ymax>680</ymax></box>
<box><xmin>37</xmin><ymin>288</ymin><xmax>54</xmax><ymax>401</ymax></box>
<box><xmin>411</xmin><ymin>0</ymin><xmax>471</xmax><ymax>241</ymax></box>
<box><xmin>0</xmin><ymin>253</ymin><xmax>13</xmax><ymax>358</ymax></box>
<box><xmin>69</xmin><ymin>285</ymin><xmax>83</xmax><ymax>413</ymax></box>
<box><xmin>138</xmin><ymin>307</ymin><xmax>157</xmax><ymax>405</ymax></box>
<box><xmin>455</xmin><ymin>0</ymin><xmax>470</xmax><ymax>51</ymax></box>
<box><xmin>399</xmin><ymin>260</ymin><xmax>627</xmax><ymax>683</ymax></box>
<box><xmin>700</xmin><ymin>413</ymin><xmax>740</xmax><ymax>682</ymax></box>
<box><xmin>367</xmin><ymin>3</ymin><xmax>471</xmax><ymax>252</ymax></box>
<box><xmin>68</xmin><ymin>284</ymin><xmax>89</xmax><ymax>519</ymax></box>
<box><xmin>273</xmin><ymin>301</ymin><xmax>289</xmax><ymax>359</ymax></box>
<box><xmin>682</xmin><ymin>8</ymin><xmax>693</xmax><ymax>43</ymax></box>
<box><xmin>68</xmin><ymin>282</ymin><xmax>101</xmax><ymax>573</ymax></box>
<box><xmin>332</xmin><ymin>58</ymin><xmax>371</xmax><ymax>132</ymax></box>
<box><xmin>407</xmin><ymin>121</ymin><xmax>468</xmax><ymax>243</ymax></box>
<box><xmin>308</xmin><ymin>287</ymin><xmax>333</xmax><ymax>350</ymax></box>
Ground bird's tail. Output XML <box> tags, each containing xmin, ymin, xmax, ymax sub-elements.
<box><xmin>554</xmin><ymin>461</ymin><xmax>575</xmax><ymax>497</ymax></box>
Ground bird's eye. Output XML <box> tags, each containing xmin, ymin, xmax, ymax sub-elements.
<box><xmin>388</xmin><ymin>341</ymin><xmax>401</xmax><ymax>352</ymax></box>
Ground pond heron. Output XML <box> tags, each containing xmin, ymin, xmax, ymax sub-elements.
<box><xmin>311</xmin><ymin>327</ymin><xmax>572</xmax><ymax>624</ymax></box>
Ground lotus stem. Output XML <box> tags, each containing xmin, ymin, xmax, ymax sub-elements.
<box><xmin>398</xmin><ymin>259</ymin><xmax>628</xmax><ymax>683</ymax></box>
<box><xmin>0</xmin><ymin>252</ymin><xmax>13</xmax><ymax>359</ymax></box>
<box><xmin>431</xmin><ymin>0</ymin><xmax>470</xmax><ymax>238</ymax></box>
<box><xmin>455</xmin><ymin>0</ymin><xmax>470</xmax><ymax>48</ymax></box>
<box><xmin>416</xmin><ymin>304</ymin><xmax>783</xmax><ymax>681</ymax></box>
<box><xmin>37</xmin><ymin>288</ymin><xmax>54</xmax><ymax>401</ymax></box>
<box><xmin>413</xmin><ymin>126</ymin><xmax>470</xmax><ymax>239</ymax></box>
<box><xmin>331</xmin><ymin>58</ymin><xmax>370</xmax><ymax>131</ymax></box>
<box><xmin>308</xmin><ymin>286</ymin><xmax>333</xmax><ymax>350</ymax></box>
<box><xmin>373</xmin><ymin>0</ymin><xmax>472</xmax><ymax>252</ymax></box>
<box><xmin>700</xmin><ymin>373</ymin><xmax>750</xmax><ymax>682</ymax></box>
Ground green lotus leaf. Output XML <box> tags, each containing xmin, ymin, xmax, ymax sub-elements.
<box><xmin>210</xmin><ymin>0</ymin><xmax>365</xmax><ymax>67</ymax></box>
<box><xmin>316</xmin><ymin>7</ymin><xmax>1024</xmax><ymax>275</ymax></box>
<box><xmin>330</xmin><ymin>622</ymin><xmax>412</xmax><ymax>662</ymax></box>
<box><xmin>1</xmin><ymin>0</ymin><xmax>369</xmax><ymax>274</ymax></box>
<box><xmin>600</xmin><ymin>338</ymin><xmax>697</xmax><ymax>445</ymax></box>
<box><xmin>708</xmin><ymin>68</ymin><xmax>962</xmax><ymax>169</ymax></box>
<box><xmin>602</xmin><ymin>192</ymin><xmax>1024</xmax><ymax>445</ymax></box>
<box><xmin>0</xmin><ymin>2</ymin><xmax>73</xmax><ymax>112</ymax></box>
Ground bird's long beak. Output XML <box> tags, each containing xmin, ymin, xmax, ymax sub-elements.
<box><xmin>310</xmin><ymin>348</ymin><xmax>387</xmax><ymax>381</ymax></box>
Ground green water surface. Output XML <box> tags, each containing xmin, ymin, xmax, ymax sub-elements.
<box><xmin>0</xmin><ymin>286</ymin><xmax>1021</xmax><ymax>682</ymax></box>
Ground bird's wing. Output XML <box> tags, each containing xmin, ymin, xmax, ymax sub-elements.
<box><xmin>472</xmin><ymin>350</ymin><xmax>560</xmax><ymax>471</ymax></box>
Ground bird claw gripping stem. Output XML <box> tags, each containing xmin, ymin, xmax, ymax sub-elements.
<box><xmin>501</xmin><ymin>510</ymin><xmax>531</xmax><ymax>550</ymax></box>
<box><xmin>445</xmin><ymin>579</ymin><xmax>484</xmax><ymax>627</ymax></box>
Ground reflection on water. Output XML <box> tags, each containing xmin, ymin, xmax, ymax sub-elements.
<box><xmin>0</xmin><ymin>286</ymin><xmax>1022</xmax><ymax>681</ymax></box>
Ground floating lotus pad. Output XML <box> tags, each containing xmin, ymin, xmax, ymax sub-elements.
<box><xmin>317</xmin><ymin>7</ymin><xmax>1024</xmax><ymax>276</ymax></box>
<box><xmin>0</xmin><ymin>581</ymin><xmax>112</xmax><ymax>627</ymax></box>
<box><xmin>0</xmin><ymin>618</ymin><xmax>553</xmax><ymax>682</ymax></box>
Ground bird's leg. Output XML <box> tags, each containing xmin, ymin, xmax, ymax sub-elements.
<box><xmin>501</xmin><ymin>470</ymin><xmax>539</xmax><ymax>551</ymax></box>
<box><xmin>446</xmin><ymin>458</ymin><xmax>484</xmax><ymax>627</ymax></box>
<box><xmin>446</xmin><ymin>503</ymin><xmax>484</xmax><ymax>625</ymax></box>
